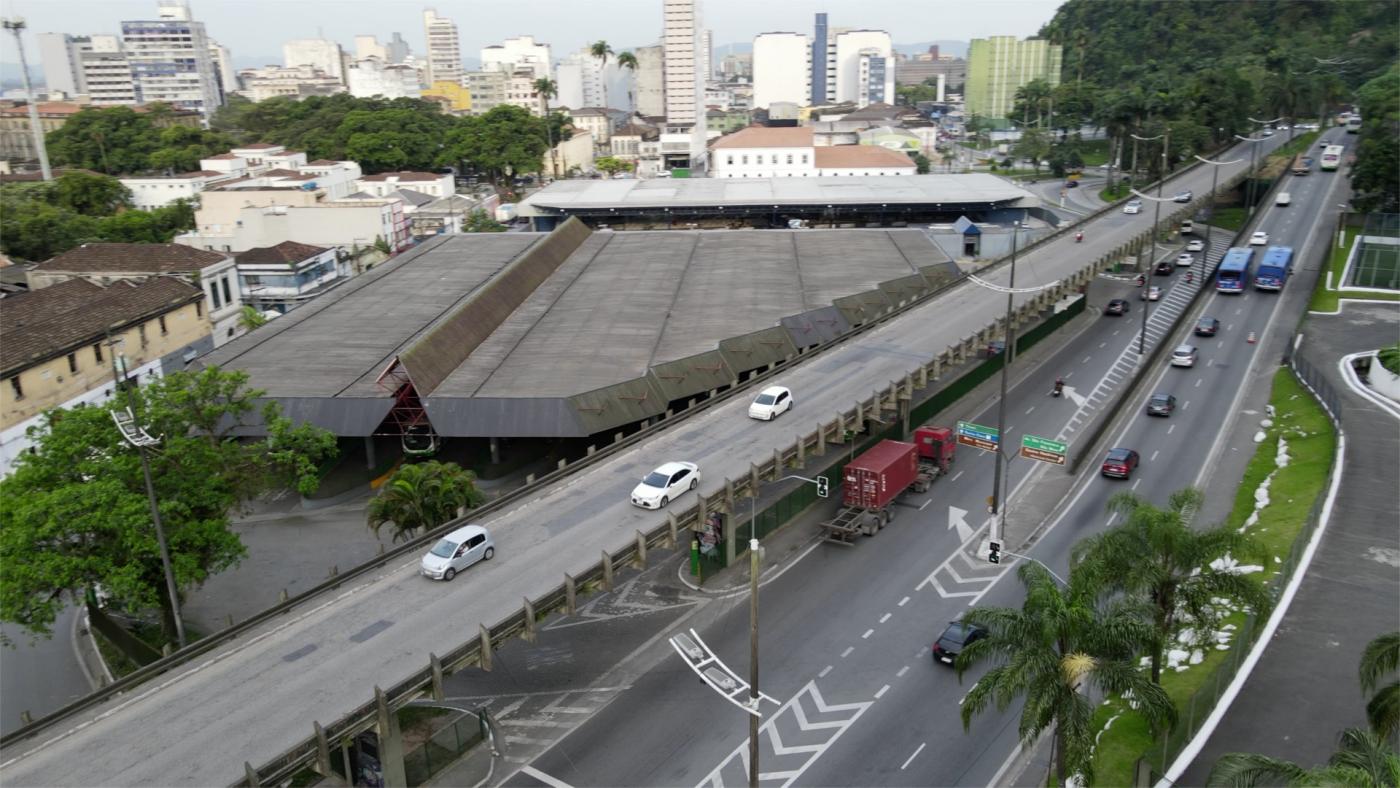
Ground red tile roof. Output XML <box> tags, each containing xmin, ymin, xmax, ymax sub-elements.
<box><xmin>32</xmin><ymin>243</ymin><xmax>229</xmax><ymax>274</ymax></box>
<box><xmin>813</xmin><ymin>145</ymin><xmax>917</xmax><ymax>169</ymax></box>
<box><xmin>710</xmin><ymin>126</ymin><xmax>813</xmax><ymax>149</ymax></box>
<box><xmin>1</xmin><ymin>278</ymin><xmax>204</xmax><ymax>375</ymax></box>
<box><xmin>233</xmin><ymin>241</ymin><xmax>330</xmax><ymax>266</ymax></box>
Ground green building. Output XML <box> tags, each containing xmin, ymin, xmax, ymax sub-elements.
<box><xmin>965</xmin><ymin>36</ymin><xmax>1063</xmax><ymax>121</ymax></box>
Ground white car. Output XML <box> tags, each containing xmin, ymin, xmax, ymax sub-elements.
<box><xmin>1176</xmin><ymin>253</ymin><xmax>1194</xmax><ymax>267</ymax></box>
<box><xmin>1123</xmin><ymin>200</ymin><xmax>1143</xmax><ymax>215</ymax></box>
<box><xmin>1276</xmin><ymin>192</ymin><xmax>1291</xmax><ymax>206</ymax></box>
<box><xmin>1250</xmin><ymin>231</ymin><xmax>1269</xmax><ymax>246</ymax></box>
<box><xmin>1171</xmin><ymin>345</ymin><xmax>1199</xmax><ymax>368</ymax></box>
<box><xmin>748</xmin><ymin>385</ymin><xmax>793</xmax><ymax>420</ymax></box>
<box><xmin>1186</xmin><ymin>239</ymin><xmax>1205</xmax><ymax>252</ymax></box>
<box><xmin>420</xmin><ymin>525</ymin><xmax>494</xmax><ymax>581</ymax></box>
<box><xmin>631</xmin><ymin>461</ymin><xmax>700</xmax><ymax>509</ymax></box>
<box><xmin>1141</xmin><ymin>286</ymin><xmax>1162</xmax><ymax>301</ymax></box>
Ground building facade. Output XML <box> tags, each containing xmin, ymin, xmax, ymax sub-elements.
<box><xmin>752</xmin><ymin>32</ymin><xmax>810</xmax><ymax>110</ymax></box>
<box><xmin>354</xmin><ymin>171</ymin><xmax>454</xmax><ymax>199</ymax></box>
<box><xmin>0</xmin><ymin>101</ymin><xmax>199</xmax><ymax>162</ymax></box>
<box><xmin>662</xmin><ymin>0</ymin><xmax>707</xmax><ymax>170</ymax></box>
<box><xmin>37</xmin><ymin>33</ymin><xmax>87</xmax><ymax>96</ymax></box>
<box><xmin>236</xmin><ymin>65</ymin><xmax>345</xmax><ymax>102</ymax></box>
<box><xmin>282</xmin><ymin>39</ymin><xmax>346</xmax><ymax>82</ymax></box>
<box><xmin>423</xmin><ymin>8</ymin><xmax>463</xmax><ymax>87</ymax></box>
<box><xmin>120</xmin><ymin>0</ymin><xmax>224</xmax><ymax>117</ymax></box>
<box><xmin>481</xmin><ymin>35</ymin><xmax>552</xmax><ymax>80</ymax></box>
<box><xmin>464</xmin><ymin>71</ymin><xmax>507</xmax><ymax>114</ymax></box>
<box><xmin>965</xmin><ymin>36</ymin><xmax>1062</xmax><ymax>120</ymax></box>
<box><xmin>833</xmin><ymin>30</ymin><xmax>893</xmax><ymax>107</ymax></box>
<box><xmin>811</xmin><ymin>13</ymin><xmax>828</xmax><ymax>104</ymax></box>
<box><xmin>709</xmin><ymin>126</ymin><xmax>915</xmax><ymax>178</ymax></box>
<box><xmin>345</xmin><ymin>57</ymin><xmax>421</xmax><ymax>100</ymax></box>
<box><xmin>634</xmin><ymin>45</ymin><xmax>666</xmax><ymax>118</ymax></box>
<box><xmin>234</xmin><ymin>241</ymin><xmax>343</xmax><ymax>314</ymax></box>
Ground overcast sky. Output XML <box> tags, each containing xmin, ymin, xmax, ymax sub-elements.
<box><xmin>0</xmin><ymin>0</ymin><xmax>1062</xmax><ymax>69</ymax></box>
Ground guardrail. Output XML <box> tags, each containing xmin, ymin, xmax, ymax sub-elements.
<box><xmin>1</xmin><ymin>156</ymin><xmax>1240</xmax><ymax>783</ymax></box>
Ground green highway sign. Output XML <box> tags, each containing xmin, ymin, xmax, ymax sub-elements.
<box><xmin>956</xmin><ymin>420</ymin><xmax>999</xmax><ymax>452</ymax></box>
<box><xmin>1020</xmin><ymin>433</ymin><xmax>1067</xmax><ymax>466</ymax></box>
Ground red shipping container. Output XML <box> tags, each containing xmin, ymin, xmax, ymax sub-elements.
<box><xmin>842</xmin><ymin>440</ymin><xmax>919</xmax><ymax>510</ymax></box>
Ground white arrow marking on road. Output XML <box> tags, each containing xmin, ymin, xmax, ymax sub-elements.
<box><xmin>1062</xmin><ymin>385</ymin><xmax>1088</xmax><ymax>409</ymax></box>
<box><xmin>948</xmin><ymin>506</ymin><xmax>973</xmax><ymax>543</ymax></box>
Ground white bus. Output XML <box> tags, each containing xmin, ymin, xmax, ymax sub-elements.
<box><xmin>1346</xmin><ymin>115</ymin><xmax>1362</xmax><ymax>133</ymax></box>
<box><xmin>1320</xmin><ymin>144</ymin><xmax>1345</xmax><ymax>171</ymax></box>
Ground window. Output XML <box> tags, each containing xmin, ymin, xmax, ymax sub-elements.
<box><xmin>741</xmin><ymin>154</ymin><xmax>748</xmax><ymax>165</ymax></box>
<box><xmin>68</xmin><ymin>353</ymin><xmax>78</xmax><ymax>374</ymax></box>
<box><xmin>727</xmin><ymin>155</ymin><xmax>733</xmax><ymax>165</ymax></box>
<box><xmin>221</xmin><ymin>277</ymin><xmax>232</xmax><ymax>304</ymax></box>
<box><xmin>787</xmin><ymin>154</ymin><xmax>793</xmax><ymax>165</ymax></box>
<box><xmin>94</xmin><ymin>343</ymin><xmax>104</xmax><ymax>363</ymax></box>
<box><xmin>159</xmin><ymin>315</ymin><xmax>168</xmax><ymax>335</ymax></box>
<box><xmin>802</xmin><ymin>154</ymin><xmax>809</xmax><ymax>164</ymax></box>
<box><xmin>209</xmin><ymin>283</ymin><xmax>221</xmax><ymax>309</ymax></box>
<box><xmin>195</xmin><ymin>299</ymin><xmax>203</xmax><ymax>318</ymax></box>
<box><xmin>9</xmin><ymin>375</ymin><xmax>21</xmax><ymax>399</ymax></box>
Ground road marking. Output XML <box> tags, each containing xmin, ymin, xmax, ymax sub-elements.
<box><xmin>897</xmin><ymin>665</ymin><xmax>910</xmax><ymax>677</ymax></box>
<box><xmin>915</xmin><ymin>646</ymin><xmax>929</xmax><ymax>658</ymax></box>
<box><xmin>1025</xmin><ymin>406</ymin><xmax>1035</xmax><ymax>415</ymax></box>
<box><xmin>522</xmin><ymin>765</ymin><xmax>576</xmax><ymax>788</ymax></box>
<box><xmin>951</xmin><ymin>471</ymin><xmax>964</xmax><ymax>482</ymax></box>
<box><xmin>1113</xmin><ymin>329</ymin><xmax>1120</xmax><ymax>335</ymax></box>
<box><xmin>1082</xmin><ymin>355</ymin><xmax>1092</xmax><ymax>363</ymax></box>
<box><xmin>879</xmin><ymin>613</ymin><xmax>891</xmax><ymax>624</ymax></box>
<box><xmin>1150</xmin><ymin>450</ymin><xmax>1159</xmax><ymax>461</ymax></box>
<box><xmin>506</xmin><ymin>735</ymin><xmax>556</xmax><ymax>746</ymax></box>
<box><xmin>1099</xmin><ymin>341</ymin><xmax>1107</xmax><ymax>348</ymax></box>
<box><xmin>1196</xmin><ymin>378</ymin><xmax>1203</xmax><ymax>387</ymax></box>
<box><xmin>874</xmin><ymin>685</ymin><xmax>890</xmax><ymax>699</ymax></box>
<box><xmin>901</xmin><ymin>743</ymin><xmax>926</xmax><ymax>770</ymax></box>
<box><xmin>504</xmin><ymin>718</ymin><xmax>575</xmax><ymax>728</ymax></box>
<box><xmin>1182</xmin><ymin>400</ymin><xmax>1191</xmax><ymax>410</ymax></box>
<box><xmin>1168</xmin><ymin>424</ymin><xmax>1175</xmax><ymax>434</ymax></box>
<box><xmin>898</xmin><ymin>596</ymin><xmax>910</xmax><ymax>607</ymax></box>
<box><xmin>1063</xmin><ymin>372</ymin><xmax>1073</xmax><ymax>379</ymax></box>
<box><xmin>861</xmin><ymin>629</ymin><xmax>874</xmax><ymax>639</ymax></box>
<box><xmin>1131</xmin><ymin>479</ymin><xmax>1141</xmax><ymax>490</ymax></box>
<box><xmin>918</xmin><ymin>499</ymin><xmax>931</xmax><ymax>511</ymax></box>
<box><xmin>841</xmin><ymin>647</ymin><xmax>854</xmax><ymax>658</ymax></box>
<box><xmin>818</xmin><ymin>665</ymin><xmax>833</xmax><ymax>678</ymax></box>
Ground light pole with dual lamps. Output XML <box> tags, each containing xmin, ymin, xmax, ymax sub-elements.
<box><xmin>1129</xmin><ymin>129</ymin><xmax>1169</xmax><ymax>355</ymax></box>
<box><xmin>1192</xmin><ymin>152</ymin><xmax>1243</xmax><ymax>284</ymax></box>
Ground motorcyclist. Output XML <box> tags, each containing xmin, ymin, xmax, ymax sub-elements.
<box><xmin>1136</xmin><ymin>273</ymin><xmax>1146</xmax><ymax>287</ymax></box>
<box><xmin>1054</xmin><ymin>376</ymin><xmax>1064</xmax><ymax>396</ymax></box>
<box><xmin>1075</xmin><ymin>230</ymin><xmax>1084</xmax><ymax>243</ymax></box>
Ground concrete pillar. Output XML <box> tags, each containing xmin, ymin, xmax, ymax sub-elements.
<box><xmin>557</xmin><ymin>458</ymin><xmax>566</xmax><ymax>471</ymax></box>
<box><xmin>634</xmin><ymin>531</ymin><xmax>647</xmax><ymax>569</ymax></box>
<box><xmin>796</xmin><ymin>436</ymin><xmax>805</xmax><ymax>467</ymax></box>
<box><xmin>917</xmin><ymin>366</ymin><xmax>927</xmax><ymax>388</ymax></box>
<box><xmin>489</xmin><ymin>437</ymin><xmax>501</xmax><ymax>465</ymax></box>
<box><xmin>374</xmin><ymin>686</ymin><xmax>408</xmax><ymax>788</ymax></box>
<box><xmin>364</xmin><ymin>435</ymin><xmax>376</xmax><ymax>471</ymax></box>
<box><xmin>314</xmin><ymin>721</ymin><xmax>332</xmax><ymax>776</ymax></box>
<box><xmin>615</xmin><ymin>432</ymin><xmax>624</xmax><ymax>444</ymax></box>
<box><xmin>666</xmin><ymin>513</ymin><xmax>678</xmax><ymax>549</ymax></box>
<box><xmin>522</xmin><ymin>597</ymin><xmax>537</xmax><ymax>642</ymax></box>
<box><xmin>565</xmin><ymin>573</ymin><xmax>577</xmax><ymax>614</ymax></box>
<box><xmin>725</xmin><ymin>477</ymin><xmax>736</xmax><ymax>510</ymax></box>
<box><xmin>587</xmin><ymin>445</ymin><xmax>596</xmax><ymax>456</ymax></box>
<box><xmin>697</xmin><ymin>492</ymin><xmax>708</xmax><ymax>532</ymax></box>
<box><xmin>245</xmin><ymin>762</ymin><xmax>260</xmax><ymax>787</ymax></box>
<box><xmin>479</xmin><ymin>625</ymin><xmax>493</xmax><ymax>671</ymax></box>
<box><xmin>601</xmin><ymin>550</ymin><xmax>614</xmax><ymax>591</ymax></box>
<box><xmin>750</xmin><ymin>463</ymin><xmax>761</xmax><ymax>496</ymax></box>
<box><xmin>816</xmin><ymin>422</ymin><xmax>827</xmax><ymax>456</ymax></box>
<box><xmin>429</xmin><ymin>653</ymin><xmax>445</xmax><ymax>701</ymax></box>
<box><xmin>772</xmin><ymin>448</ymin><xmax>782</xmax><ymax>480</ymax></box>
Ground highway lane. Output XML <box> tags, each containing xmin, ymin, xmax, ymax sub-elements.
<box><xmin>503</xmin><ymin>136</ymin><xmax>1341</xmax><ymax>787</ymax></box>
<box><xmin>0</xmin><ymin>609</ymin><xmax>90</xmax><ymax>738</ymax></box>
<box><xmin>0</xmin><ymin>137</ymin><xmax>1286</xmax><ymax>786</ymax></box>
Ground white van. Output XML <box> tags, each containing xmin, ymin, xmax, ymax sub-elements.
<box><xmin>1181</xmin><ymin>220</ymin><xmax>1194</xmax><ymax>234</ymax></box>
<box><xmin>1276</xmin><ymin>192</ymin><xmax>1291</xmax><ymax>206</ymax></box>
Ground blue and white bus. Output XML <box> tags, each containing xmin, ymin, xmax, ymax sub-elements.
<box><xmin>1217</xmin><ymin>247</ymin><xmax>1253</xmax><ymax>293</ymax></box>
<box><xmin>1255</xmin><ymin>246</ymin><xmax>1293</xmax><ymax>291</ymax></box>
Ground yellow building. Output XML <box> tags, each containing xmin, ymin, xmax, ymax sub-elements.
<box><xmin>427</xmin><ymin>80</ymin><xmax>472</xmax><ymax>114</ymax></box>
<box><xmin>1</xmin><ymin>277</ymin><xmax>211</xmax><ymax>474</ymax></box>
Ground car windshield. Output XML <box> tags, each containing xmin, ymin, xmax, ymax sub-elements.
<box><xmin>1107</xmin><ymin>449</ymin><xmax>1131</xmax><ymax>461</ymax></box>
<box><xmin>939</xmin><ymin>623</ymin><xmax>972</xmax><ymax>645</ymax></box>
<box><xmin>1175</xmin><ymin>347</ymin><xmax>1193</xmax><ymax>356</ymax></box>
<box><xmin>642</xmin><ymin>471</ymin><xmax>670</xmax><ymax>488</ymax></box>
<box><xmin>755</xmin><ymin>394</ymin><xmax>776</xmax><ymax>405</ymax></box>
<box><xmin>429</xmin><ymin>539</ymin><xmax>458</xmax><ymax>559</ymax></box>
<box><xmin>1151</xmin><ymin>395</ymin><xmax>1170</xmax><ymax>406</ymax></box>
<box><xmin>1198</xmin><ymin>319</ymin><xmax>1215</xmax><ymax>328</ymax></box>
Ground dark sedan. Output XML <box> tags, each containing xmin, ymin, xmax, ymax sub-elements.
<box><xmin>1146</xmin><ymin>393</ymin><xmax>1177</xmax><ymax>417</ymax></box>
<box><xmin>932</xmin><ymin>620</ymin><xmax>988</xmax><ymax>666</ymax></box>
<box><xmin>1154</xmin><ymin>261</ymin><xmax>1174</xmax><ymax>276</ymax></box>
<box><xmin>1195</xmin><ymin>316</ymin><xmax>1221</xmax><ymax>337</ymax></box>
<box><xmin>1101</xmin><ymin>447</ymin><xmax>1141</xmax><ymax>479</ymax></box>
<box><xmin>1104</xmin><ymin>298</ymin><xmax>1130</xmax><ymax>316</ymax></box>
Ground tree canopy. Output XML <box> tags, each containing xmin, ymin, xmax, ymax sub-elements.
<box><xmin>46</xmin><ymin>105</ymin><xmax>234</xmax><ymax>175</ymax></box>
<box><xmin>367</xmin><ymin>460</ymin><xmax>485</xmax><ymax>544</ymax></box>
<box><xmin>0</xmin><ymin>173</ymin><xmax>195</xmax><ymax>262</ymax></box>
<box><xmin>0</xmin><ymin>367</ymin><xmax>338</xmax><ymax>644</ymax></box>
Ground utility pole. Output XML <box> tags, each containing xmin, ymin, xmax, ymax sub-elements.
<box><xmin>1193</xmin><ymin>152</ymin><xmax>1242</xmax><ymax>286</ymax></box>
<box><xmin>988</xmin><ymin>220</ymin><xmax>1021</xmax><ymax>558</ymax></box>
<box><xmin>2</xmin><ymin>18</ymin><xmax>53</xmax><ymax>181</ymax></box>
<box><xmin>107</xmin><ymin>334</ymin><xmax>186</xmax><ymax>649</ymax></box>
<box><xmin>1129</xmin><ymin>129</ymin><xmax>1168</xmax><ymax>355</ymax></box>
<box><xmin>748</xmin><ymin>537</ymin><xmax>760</xmax><ymax>788</ymax></box>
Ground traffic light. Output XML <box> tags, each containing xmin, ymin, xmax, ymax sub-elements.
<box><xmin>988</xmin><ymin>540</ymin><xmax>1002</xmax><ymax>564</ymax></box>
<box><xmin>816</xmin><ymin>476</ymin><xmax>829</xmax><ymax>498</ymax></box>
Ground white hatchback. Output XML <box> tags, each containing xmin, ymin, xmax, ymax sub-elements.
<box><xmin>1186</xmin><ymin>239</ymin><xmax>1205</xmax><ymax>252</ymax></box>
<box><xmin>1171</xmin><ymin>345</ymin><xmax>1199</xmax><ymax>368</ymax></box>
<box><xmin>1250</xmin><ymin>231</ymin><xmax>1269</xmax><ymax>246</ymax></box>
<box><xmin>748</xmin><ymin>385</ymin><xmax>793</xmax><ymax>420</ymax></box>
<box><xmin>630</xmin><ymin>462</ymin><xmax>700</xmax><ymax>509</ymax></box>
<box><xmin>1176</xmin><ymin>253</ymin><xmax>1194</xmax><ymax>267</ymax></box>
<box><xmin>421</xmin><ymin>524</ymin><xmax>495</xmax><ymax>581</ymax></box>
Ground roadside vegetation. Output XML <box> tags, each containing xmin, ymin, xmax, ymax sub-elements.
<box><xmin>1308</xmin><ymin>228</ymin><xmax>1400</xmax><ymax>313</ymax></box>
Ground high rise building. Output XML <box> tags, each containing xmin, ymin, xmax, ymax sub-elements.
<box><xmin>346</xmin><ymin>58</ymin><xmax>420</xmax><ymax>100</ymax></box>
<box><xmin>209</xmin><ymin>40</ymin><xmax>237</xmax><ymax>99</ymax></box>
<box><xmin>386</xmin><ymin>33</ymin><xmax>410</xmax><ymax>64</ymax></box>
<box><xmin>283</xmin><ymin>39</ymin><xmax>345</xmax><ymax>82</ymax></box>
<box><xmin>832</xmin><ymin>29</ymin><xmax>892</xmax><ymax>107</ymax></box>
<box><xmin>121</xmin><ymin>0</ymin><xmax>223</xmax><ymax>116</ymax></box>
<box><xmin>661</xmin><ymin>0</ymin><xmax>707</xmax><ymax>169</ymax></box>
<box><xmin>36</xmin><ymin>33</ymin><xmax>87</xmax><ymax>96</ymax></box>
<box><xmin>554</xmin><ymin>46</ymin><xmax>611</xmax><ymax>110</ymax></box>
<box><xmin>79</xmin><ymin>35</ymin><xmax>136</xmax><ymax>106</ymax></box>
<box><xmin>354</xmin><ymin>35</ymin><xmax>387</xmax><ymax>61</ymax></box>
<box><xmin>634</xmin><ymin>44</ymin><xmax>665</xmax><ymax>117</ymax></box>
<box><xmin>811</xmin><ymin>13</ymin><xmax>828</xmax><ymax>104</ymax></box>
<box><xmin>700</xmin><ymin>29</ymin><xmax>713</xmax><ymax>81</ymax></box>
<box><xmin>752</xmin><ymin>32</ymin><xmax>809</xmax><ymax>109</ymax></box>
<box><xmin>965</xmin><ymin>36</ymin><xmax>1062</xmax><ymax>119</ymax></box>
<box><xmin>423</xmin><ymin>8</ymin><xmax>462</xmax><ymax>86</ymax></box>
<box><xmin>480</xmin><ymin>36</ymin><xmax>552</xmax><ymax>80</ymax></box>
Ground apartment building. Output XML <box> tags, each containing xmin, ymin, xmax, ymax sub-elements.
<box><xmin>234</xmin><ymin>241</ymin><xmax>344</xmax><ymax>314</ymax></box>
<box><xmin>282</xmin><ymin>38</ymin><xmax>346</xmax><ymax>82</ymax></box>
<box><xmin>661</xmin><ymin>0</ymin><xmax>707</xmax><ymax>170</ymax></box>
<box><xmin>423</xmin><ymin>9</ymin><xmax>463</xmax><ymax>87</ymax></box>
<box><xmin>346</xmin><ymin>57</ymin><xmax>421</xmax><ymax>100</ymax></box>
<box><xmin>235</xmin><ymin>65</ymin><xmax>346</xmax><ymax>102</ymax></box>
<box><xmin>709</xmin><ymin>126</ymin><xmax>915</xmax><ymax>178</ymax></box>
<box><xmin>481</xmin><ymin>35</ymin><xmax>552</xmax><ymax>80</ymax></box>
<box><xmin>120</xmin><ymin>0</ymin><xmax>224</xmax><ymax>117</ymax></box>
<box><xmin>752</xmin><ymin>32</ymin><xmax>811</xmax><ymax>109</ymax></box>
<box><xmin>965</xmin><ymin>36</ymin><xmax>1062</xmax><ymax>119</ymax></box>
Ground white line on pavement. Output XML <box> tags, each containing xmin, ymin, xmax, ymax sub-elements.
<box><xmin>1131</xmin><ymin>479</ymin><xmax>1141</xmax><ymax>490</ymax></box>
<box><xmin>901</xmin><ymin>743</ymin><xmax>927</xmax><ymax>770</ymax></box>
<box><xmin>1150</xmin><ymin>450</ymin><xmax>1159</xmax><ymax>461</ymax></box>
<box><xmin>841</xmin><ymin>647</ymin><xmax>854</xmax><ymax>658</ymax></box>
<box><xmin>521</xmin><ymin>765</ymin><xmax>576</xmax><ymax>788</ymax></box>
<box><xmin>879</xmin><ymin>613</ymin><xmax>891</xmax><ymax>623</ymax></box>
<box><xmin>818</xmin><ymin>665</ymin><xmax>833</xmax><ymax>678</ymax></box>
<box><xmin>861</xmin><ymin>629</ymin><xmax>874</xmax><ymax>639</ymax></box>
<box><xmin>896</xmin><ymin>665</ymin><xmax>910</xmax><ymax>677</ymax></box>
<box><xmin>874</xmin><ymin>685</ymin><xmax>890</xmax><ymax>699</ymax></box>
<box><xmin>898</xmin><ymin>596</ymin><xmax>910</xmax><ymax>607</ymax></box>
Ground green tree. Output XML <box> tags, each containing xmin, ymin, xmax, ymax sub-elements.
<box><xmin>590</xmin><ymin>40</ymin><xmax>615</xmax><ymax>109</ymax></box>
<box><xmin>238</xmin><ymin>305</ymin><xmax>269</xmax><ymax>331</ymax></box>
<box><xmin>1207</xmin><ymin>728</ymin><xmax>1400</xmax><ymax>787</ymax></box>
<box><xmin>441</xmin><ymin>106</ymin><xmax>549</xmax><ymax>184</ymax></box>
<box><xmin>0</xmin><ymin>199</ymin><xmax>102</xmax><ymax>261</ymax></box>
<box><xmin>463</xmin><ymin>209</ymin><xmax>506</xmax><ymax>232</ymax></box>
<box><xmin>533</xmin><ymin>77</ymin><xmax>560</xmax><ymax>176</ymax></box>
<box><xmin>1073</xmin><ymin>488</ymin><xmax>1271</xmax><ymax>684</ymax></box>
<box><xmin>52</xmin><ymin>171</ymin><xmax>132</xmax><ymax>214</ymax></box>
<box><xmin>1361</xmin><ymin>631</ymin><xmax>1400</xmax><ymax>741</ymax></box>
<box><xmin>1351</xmin><ymin>64</ymin><xmax>1400</xmax><ymax>213</ymax></box>
<box><xmin>366</xmin><ymin>460</ymin><xmax>485</xmax><ymax>544</ymax></box>
<box><xmin>46</xmin><ymin>106</ymin><xmax>158</xmax><ymax>174</ymax></box>
<box><xmin>909</xmin><ymin>151</ymin><xmax>931</xmax><ymax>174</ymax></box>
<box><xmin>1013</xmin><ymin>126</ymin><xmax>1052</xmax><ymax>175</ymax></box>
<box><xmin>957</xmin><ymin>562</ymin><xmax>1176</xmax><ymax>785</ymax></box>
<box><xmin>595</xmin><ymin>156</ymin><xmax>632</xmax><ymax>176</ymax></box>
<box><xmin>0</xmin><ymin>367</ymin><xmax>338</xmax><ymax>645</ymax></box>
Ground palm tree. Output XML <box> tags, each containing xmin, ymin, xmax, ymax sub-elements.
<box><xmin>1072</xmin><ymin>488</ymin><xmax>1272</xmax><ymax>684</ymax></box>
<box><xmin>366</xmin><ymin>460</ymin><xmax>485</xmax><ymax>544</ymax></box>
<box><xmin>616</xmin><ymin>50</ymin><xmax>639</xmax><ymax>113</ymax></box>
<box><xmin>532</xmin><ymin>77</ymin><xmax>559</xmax><ymax>178</ymax></box>
<box><xmin>1361</xmin><ymin>631</ymin><xmax>1400</xmax><ymax>740</ymax></box>
<box><xmin>589</xmin><ymin>40</ymin><xmax>614</xmax><ymax>110</ymax></box>
<box><xmin>237</xmin><ymin>305</ymin><xmax>268</xmax><ymax>331</ymax></box>
<box><xmin>958</xmin><ymin>562</ymin><xmax>1176</xmax><ymax>785</ymax></box>
<box><xmin>1207</xmin><ymin>727</ymin><xmax>1400</xmax><ymax>787</ymax></box>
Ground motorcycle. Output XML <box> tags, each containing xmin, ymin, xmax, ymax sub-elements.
<box><xmin>1053</xmin><ymin>378</ymin><xmax>1064</xmax><ymax>397</ymax></box>
<box><xmin>1075</xmin><ymin>231</ymin><xmax>1084</xmax><ymax>243</ymax></box>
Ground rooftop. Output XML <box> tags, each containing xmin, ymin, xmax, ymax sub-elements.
<box><xmin>234</xmin><ymin>241</ymin><xmax>330</xmax><ymax>266</ymax></box>
<box><xmin>1</xmin><ymin>278</ymin><xmax>203</xmax><ymax>375</ymax></box>
<box><xmin>812</xmin><ymin>145</ymin><xmax>916</xmax><ymax>169</ymax></box>
<box><xmin>359</xmin><ymin>171</ymin><xmax>445</xmax><ymax>182</ymax></box>
<box><xmin>710</xmin><ymin>126</ymin><xmax>813</xmax><ymax>149</ymax></box>
<box><xmin>33</xmin><ymin>243</ymin><xmax>228</xmax><ymax>274</ymax></box>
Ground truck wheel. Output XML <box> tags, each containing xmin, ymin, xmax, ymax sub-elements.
<box><xmin>881</xmin><ymin>509</ymin><xmax>892</xmax><ymax>526</ymax></box>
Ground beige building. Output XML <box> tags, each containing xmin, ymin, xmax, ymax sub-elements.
<box><xmin>543</xmin><ymin>131</ymin><xmax>596</xmax><ymax>178</ymax></box>
<box><xmin>0</xmin><ymin>277</ymin><xmax>210</xmax><ymax>475</ymax></box>
<box><xmin>566</xmin><ymin>108</ymin><xmax>622</xmax><ymax>146</ymax></box>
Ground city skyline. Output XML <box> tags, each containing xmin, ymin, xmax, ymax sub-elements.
<box><xmin>0</xmin><ymin>0</ymin><xmax>1060</xmax><ymax>75</ymax></box>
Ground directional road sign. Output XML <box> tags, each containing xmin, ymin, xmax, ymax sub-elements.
<box><xmin>1020</xmin><ymin>434</ymin><xmax>1067</xmax><ymax>466</ymax></box>
<box><xmin>956</xmin><ymin>420</ymin><xmax>999</xmax><ymax>452</ymax></box>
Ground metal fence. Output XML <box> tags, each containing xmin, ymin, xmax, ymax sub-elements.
<box><xmin>1136</xmin><ymin>349</ymin><xmax>1342</xmax><ymax>784</ymax></box>
<box><xmin>401</xmin><ymin>711</ymin><xmax>483</xmax><ymax>786</ymax></box>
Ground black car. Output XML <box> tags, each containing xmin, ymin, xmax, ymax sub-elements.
<box><xmin>1065</xmin><ymin>179</ymin><xmax>1080</xmax><ymax>188</ymax></box>
<box><xmin>1104</xmin><ymin>298</ymin><xmax>1129</xmax><ymax>316</ymax></box>
<box><xmin>932</xmin><ymin>620</ymin><xmax>988</xmax><ymax>666</ymax></box>
<box><xmin>1195</xmin><ymin>316</ymin><xmax>1221</xmax><ymax>337</ymax></box>
<box><xmin>1146</xmin><ymin>393</ymin><xmax>1178</xmax><ymax>417</ymax></box>
<box><xmin>1154</xmin><ymin>261</ymin><xmax>1174</xmax><ymax>276</ymax></box>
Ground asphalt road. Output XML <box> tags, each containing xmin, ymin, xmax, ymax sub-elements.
<box><xmin>0</xmin><ymin>610</ymin><xmax>90</xmax><ymax>738</ymax></box>
<box><xmin>0</xmin><ymin>136</ymin><xmax>1286</xmax><ymax>787</ymax></box>
<box><xmin>496</xmin><ymin>139</ymin><xmax>1347</xmax><ymax>787</ymax></box>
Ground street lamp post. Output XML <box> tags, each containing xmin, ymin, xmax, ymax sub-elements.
<box><xmin>988</xmin><ymin>221</ymin><xmax>1021</xmax><ymax>557</ymax></box>
<box><xmin>748</xmin><ymin>537</ymin><xmax>760</xmax><ymax>788</ymax></box>
<box><xmin>1</xmin><ymin>17</ymin><xmax>53</xmax><ymax>181</ymax></box>
<box><xmin>1129</xmin><ymin>130</ymin><xmax>1168</xmax><ymax>354</ymax></box>
<box><xmin>107</xmin><ymin>339</ymin><xmax>186</xmax><ymax>649</ymax></box>
<box><xmin>1192</xmin><ymin>153</ymin><xmax>1243</xmax><ymax>284</ymax></box>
